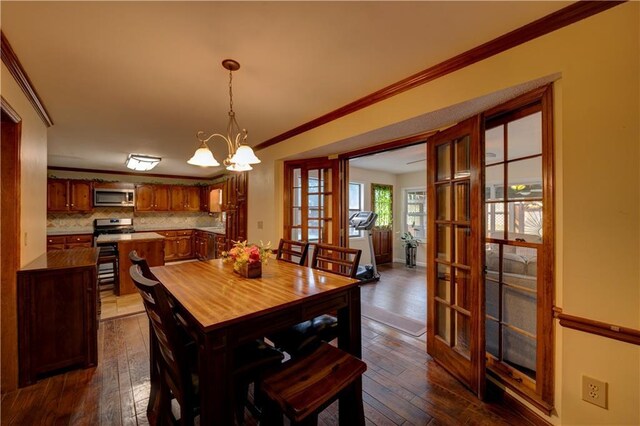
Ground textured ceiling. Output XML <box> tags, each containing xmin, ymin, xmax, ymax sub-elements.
<box><xmin>1</xmin><ymin>1</ymin><xmax>569</xmax><ymax>177</ymax></box>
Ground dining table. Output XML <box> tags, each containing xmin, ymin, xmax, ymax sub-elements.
<box><xmin>150</xmin><ymin>258</ymin><xmax>362</xmax><ymax>425</ymax></box>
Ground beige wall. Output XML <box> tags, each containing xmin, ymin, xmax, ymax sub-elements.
<box><xmin>1</xmin><ymin>62</ymin><xmax>48</xmax><ymax>266</ymax></box>
<box><xmin>249</xmin><ymin>4</ymin><xmax>639</xmax><ymax>424</ymax></box>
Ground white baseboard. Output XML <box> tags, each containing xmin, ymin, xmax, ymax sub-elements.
<box><xmin>392</xmin><ymin>257</ymin><xmax>426</xmax><ymax>267</ymax></box>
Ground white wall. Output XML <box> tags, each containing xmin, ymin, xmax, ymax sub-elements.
<box><xmin>394</xmin><ymin>170</ymin><xmax>427</xmax><ymax>266</ymax></box>
<box><xmin>249</xmin><ymin>4</ymin><xmax>640</xmax><ymax>424</ymax></box>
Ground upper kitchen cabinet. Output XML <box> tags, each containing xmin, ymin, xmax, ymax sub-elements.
<box><xmin>47</xmin><ymin>179</ymin><xmax>93</xmax><ymax>213</ymax></box>
<box><xmin>135</xmin><ymin>184</ymin><xmax>170</xmax><ymax>212</ymax></box>
<box><xmin>169</xmin><ymin>186</ymin><xmax>201</xmax><ymax>211</ymax></box>
<box><xmin>201</xmin><ymin>183</ymin><xmax>223</xmax><ymax>213</ymax></box>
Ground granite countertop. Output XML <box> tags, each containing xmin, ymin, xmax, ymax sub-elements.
<box><xmin>95</xmin><ymin>232</ymin><xmax>165</xmax><ymax>243</ymax></box>
<box><xmin>194</xmin><ymin>227</ymin><xmax>226</xmax><ymax>235</ymax></box>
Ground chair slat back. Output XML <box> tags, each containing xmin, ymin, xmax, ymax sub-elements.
<box><xmin>276</xmin><ymin>239</ymin><xmax>310</xmax><ymax>266</ymax></box>
<box><xmin>129</xmin><ymin>265</ymin><xmax>191</xmax><ymax>401</ymax></box>
<box><xmin>129</xmin><ymin>250</ymin><xmax>156</xmax><ymax>280</ymax></box>
<box><xmin>310</xmin><ymin>244</ymin><xmax>361</xmax><ymax>278</ymax></box>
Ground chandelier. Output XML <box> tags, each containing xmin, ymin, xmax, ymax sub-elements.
<box><xmin>188</xmin><ymin>59</ymin><xmax>260</xmax><ymax>171</ymax></box>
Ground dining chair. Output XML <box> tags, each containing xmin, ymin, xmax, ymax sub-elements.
<box><xmin>276</xmin><ymin>239</ymin><xmax>310</xmax><ymax>266</ymax></box>
<box><xmin>261</xmin><ymin>342</ymin><xmax>367</xmax><ymax>425</ymax></box>
<box><xmin>269</xmin><ymin>244</ymin><xmax>362</xmax><ymax>358</ymax></box>
<box><xmin>129</xmin><ymin>265</ymin><xmax>284</xmax><ymax>425</ymax></box>
<box><xmin>129</xmin><ymin>250</ymin><xmax>156</xmax><ymax>279</ymax></box>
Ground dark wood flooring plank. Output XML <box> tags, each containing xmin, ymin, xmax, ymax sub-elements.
<box><xmin>362</xmin><ymin>375</ymin><xmax>433</xmax><ymax>425</ymax></box>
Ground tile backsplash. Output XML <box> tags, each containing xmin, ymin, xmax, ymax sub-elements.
<box><xmin>47</xmin><ymin>208</ymin><xmax>223</xmax><ymax>231</ymax></box>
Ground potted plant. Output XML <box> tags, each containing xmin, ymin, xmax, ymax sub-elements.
<box><xmin>400</xmin><ymin>232</ymin><xmax>420</xmax><ymax>268</ymax></box>
<box><xmin>222</xmin><ymin>240</ymin><xmax>272</xmax><ymax>278</ymax></box>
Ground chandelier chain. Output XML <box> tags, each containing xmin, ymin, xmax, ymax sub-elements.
<box><xmin>228</xmin><ymin>69</ymin><xmax>234</xmax><ymax>113</ymax></box>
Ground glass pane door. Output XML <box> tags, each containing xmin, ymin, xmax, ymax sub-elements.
<box><xmin>427</xmin><ymin>116</ymin><xmax>485</xmax><ymax>397</ymax></box>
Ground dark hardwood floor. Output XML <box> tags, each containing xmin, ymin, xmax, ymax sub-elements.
<box><xmin>1</xmin><ymin>313</ymin><xmax>533</xmax><ymax>425</ymax></box>
<box><xmin>361</xmin><ymin>262</ymin><xmax>427</xmax><ymax>324</ymax></box>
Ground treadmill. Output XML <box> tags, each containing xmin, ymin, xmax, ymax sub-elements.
<box><xmin>349</xmin><ymin>211</ymin><xmax>380</xmax><ymax>283</ymax></box>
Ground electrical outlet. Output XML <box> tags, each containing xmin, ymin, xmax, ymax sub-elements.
<box><xmin>582</xmin><ymin>375</ymin><xmax>608</xmax><ymax>409</ymax></box>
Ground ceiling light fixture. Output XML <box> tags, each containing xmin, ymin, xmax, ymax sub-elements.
<box><xmin>126</xmin><ymin>154</ymin><xmax>161</xmax><ymax>171</ymax></box>
<box><xmin>188</xmin><ymin>59</ymin><xmax>260</xmax><ymax>171</ymax></box>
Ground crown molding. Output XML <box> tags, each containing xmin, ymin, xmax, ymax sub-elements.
<box><xmin>253</xmin><ymin>1</ymin><xmax>624</xmax><ymax>152</ymax></box>
<box><xmin>1</xmin><ymin>32</ymin><xmax>53</xmax><ymax>127</ymax></box>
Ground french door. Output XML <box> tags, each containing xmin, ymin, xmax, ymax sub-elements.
<box><xmin>426</xmin><ymin>116</ymin><xmax>485</xmax><ymax>397</ymax></box>
<box><xmin>283</xmin><ymin>158</ymin><xmax>343</xmax><ymax>253</ymax></box>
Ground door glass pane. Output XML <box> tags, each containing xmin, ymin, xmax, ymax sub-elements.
<box><xmin>503</xmin><ymin>286</ymin><xmax>537</xmax><ymax>335</ymax></box>
<box><xmin>437</xmin><ymin>263</ymin><xmax>450</xmax><ymax>301</ymax></box>
<box><xmin>454</xmin><ymin>136</ymin><xmax>470</xmax><ymax>179</ymax></box>
<box><xmin>485</xmin><ymin>165</ymin><xmax>503</xmax><ymax>202</ymax></box>
<box><xmin>507</xmin><ymin>157</ymin><xmax>542</xmax><ymax>200</ymax></box>
<box><xmin>291</xmin><ymin>228</ymin><xmax>301</xmax><ymax>240</ymax></box>
<box><xmin>507</xmin><ymin>112</ymin><xmax>542</xmax><ymax>160</ymax></box>
<box><xmin>454</xmin><ymin>182</ymin><xmax>470</xmax><ymax>222</ymax></box>
<box><xmin>485</xmin><ymin>278</ymin><xmax>499</xmax><ymax>318</ymax></box>
<box><xmin>454</xmin><ymin>312</ymin><xmax>471</xmax><ymax>359</ymax></box>
<box><xmin>308</xmin><ymin>169</ymin><xmax>320</xmax><ymax>193</ymax></box>
<box><xmin>436</xmin><ymin>303</ymin><xmax>450</xmax><ymax>344</ymax></box>
<box><xmin>485</xmin><ymin>125</ymin><xmax>504</xmax><ymax>164</ymax></box>
<box><xmin>293</xmin><ymin>207</ymin><xmax>301</xmax><ymax>226</ymax></box>
<box><xmin>506</xmin><ymin>201</ymin><xmax>543</xmax><ymax>242</ymax></box>
<box><xmin>437</xmin><ymin>144</ymin><xmax>451</xmax><ymax>181</ymax></box>
<box><xmin>293</xmin><ymin>168</ymin><xmax>302</xmax><ymax>187</ymax></box>
<box><xmin>454</xmin><ymin>226</ymin><xmax>470</xmax><ymax>266</ymax></box>
<box><xmin>502</xmin><ymin>328</ymin><xmax>536</xmax><ymax>379</ymax></box>
<box><xmin>485</xmin><ymin>243</ymin><xmax>500</xmax><ymax>276</ymax></box>
<box><xmin>437</xmin><ymin>224</ymin><xmax>451</xmax><ymax>261</ymax></box>
<box><xmin>436</xmin><ymin>184</ymin><xmax>451</xmax><ymax>221</ymax></box>
<box><xmin>486</xmin><ymin>319</ymin><xmax>499</xmax><ymax>358</ymax></box>
<box><xmin>455</xmin><ymin>268</ymin><xmax>470</xmax><ymax>310</ymax></box>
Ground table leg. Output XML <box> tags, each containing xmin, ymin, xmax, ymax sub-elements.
<box><xmin>198</xmin><ymin>331</ymin><xmax>233</xmax><ymax>425</ymax></box>
<box><xmin>337</xmin><ymin>286</ymin><xmax>364</xmax><ymax>425</ymax></box>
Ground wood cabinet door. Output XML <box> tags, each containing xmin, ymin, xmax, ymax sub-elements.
<box><xmin>47</xmin><ymin>179</ymin><xmax>69</xmax><ymax>211</ymax></box>
<box><xmin>185</xmin><ymin>186</ymin><xmax>201</xmax><ymax>211</ymax></box>
<box><xmin>164</xmin><ymin>238</ymin><xmax>177</xmax><ymax>261</ymax></box>
<box><xmin>200</xmin><ymin>186</ymin><xmax>210</xmax><ymax>212</ymax></box>
<box><xmin>69</xmin><ymin>181</ymin><xmax>93</xmax><ymax>212</ymax></box>
<box><xmin>169</xmin><ymin>186</ymin><xmax>185</xmax><ymax>211</ymax></box>
<box><xmin>154</xmin><ymin>185</ymin><xmax>170</xmax><ymax>211</ymax></box>
<box><xmin>135</xmin><ymin>185</ymin><xmax>155</xmax><ymax>211</ymax></box>
<box><xmin>176</xmin><ymin>236</ymin><xmax>193</xmax><ymax>258</ymax></box>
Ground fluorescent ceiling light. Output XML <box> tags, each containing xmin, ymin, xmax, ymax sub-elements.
<box><xmin>126</xmin><ymin>154</ymin><xmax>161</xmax><ymax>171</ymax></box>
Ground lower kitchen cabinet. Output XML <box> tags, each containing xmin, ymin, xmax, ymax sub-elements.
<box><xmin>156</xmin><ymin>230</ymin><xmax>194</xmax><ymax>262</ymax></box>
<box><xmin>17</xmin><ymin>248</ymin><xmax>99</xmax><ymax>387</ymax></box>
<box><xmin>47</xmin><ymin>234</ymin><xmax>93</xmax><ymax>251</ymax></box>
<box><xmin>194</xmin><ymin>231</ymin><xmax>217</xmax><ymax>260</ymax></box>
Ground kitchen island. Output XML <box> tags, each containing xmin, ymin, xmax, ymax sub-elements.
<box><xmin>96</xmin><ymin>232</ymin><xmax>165</xmax><ymax>295</ymax></box>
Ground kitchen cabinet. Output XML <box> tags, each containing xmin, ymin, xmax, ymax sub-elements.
<box><xmin>194</xmin><ymin>230</ymin><xmax>216</xmax><ymax>260</ymax></box>
<box><xmin>47</xmin><ymin>234</ymin><xmax>93</xmax><ymax>252</ymax></box>
<box><xmin>17</xmin><ymin>248</ymin><xmax>99</xmax><ymax>386</ymax></box>
<box><xmin>47</xmin><ymin>179</ymin><xmax>93</xmax><ymax>213</ymax></box>
<box><xmin>156</xmin><ymin>230</ymin><xmax>193</xmax><ymax>261</ymax></box>
<box><xmin>169</xmin><ymin>186</ymin><xmax>201</xmax><ymax>211</ymax></box>
<box><xmin>135</xmin><ymin>184</ymin><xmax>170</xmax><ymax>211</ymax></box>
<box><xmin>201</xmin><ymin>183</ymin><xmax>224</xmax><ymax>213</ymax></box>
<box><xmin>215</xmin><ymin>234</ymin><xmax>226</xmax><ymax>258</ymax></box>
<box><xmin>222</xmin><ymin>172</ymin><xmax>248</xmax><ymax>250</ymax></box>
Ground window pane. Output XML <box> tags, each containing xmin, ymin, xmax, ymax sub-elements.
<box><xmin>437</xmin><ymin>263</ymin><xmax>451</xmax><ymax>301</ymax></box>
<box><xmin>349</xmin><ymin>183</ymin><xmax>361</xmax><ymax>209</ymax></box>
<box><xmin>502</xmin><ymin>327</ymin><xmax>536</xmax><ymax>379</ymax></box>
<box><xmin>373</xmin><ymin>184</ymin><xmax>392</xmax><ymax>228</ymax></box>
<box><xmin>455</xmin><ymin>268</ymin><xmax>471</xmax><ymax>310</ymax></box>
<box><xmin>454</xmin><ymin>312</ymin><xmax>471</xmax><ymax>359</ymax></box>
<box><xmin>507</xmin><ymin>157</ymin><xmax>542</xmax><ymax>200</ymax></box>
<box><xmin>454</xmin><ymin>182</ymin><xmax>469</xmax><ymax>222</ymax></box>
<box><xmin>485</xmin><ymin>165</ymin><xmax>504</xmax><ymax>202</ymax></box>
<box><xmin>437</xmin><ymin>143</ymin><xmax>451</xmax><ymax>181</ymax></box>
<box><xmin>436</xmin><ymin>302</ymin><xmax>450</xmax><ymax>344</ymax></box>
<box><xmin>455</xmin><ymin>226</ymin><xmax>471</xmax><ymax>266</ymax></box>
<box><xmin>437</xmin><ymin>224</ymin><xmax>451</xmax><ymax>261</ymax></box>
<box><xmin>436</xmin><ymin>184</ymin><xmax>450</xmax><ymax>221</ymax></box>
<box><xmin>506</xmin><ymin>201</ymin><xmax>543</xmax><ymax>242</ymax></box>
<box><xmin>454</xmin><ymin>135</ymin><xmax>470</xmax><ymax>179</ymax></box>
<box><xmin>507</xmin><ymin>112</ymin><xmax>542</xmax><ymax>160</ymax></box>
<box><xmin>485</xmin><ymin>125</ymin><xmax>504</xmax><ymax>163</ymax></box>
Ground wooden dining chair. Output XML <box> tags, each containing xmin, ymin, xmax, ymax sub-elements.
<box><xmin>129</xmin><ymin>250</ymin><xmax>156</xmax><ymax>280</ymax></box>
<box><xmin>261</xmin><ymin>342</ymin><xmax>367</xmax><ymax>425</ymax></box>
<box><xmin>269</xmin><ymin>244</ymin><xmax>362</xmax><ymax>358</ymax></box>
<box><xmin>129</xmin><ymin>265</ymin><xmax>284</xmax><ymax>425</ymax></box>
<box><xmin>276</xmin><ymin>239</ymin><xmax>310</xmax><ymax>266</ymax></box>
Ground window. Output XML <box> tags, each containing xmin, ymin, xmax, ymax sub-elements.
<box><xmin>371</xmin><ymin>183</ymin><xmax>393</xmax><ymax>228</ymax></box>
<box><xmin>405</xmin><ymin>189</ymin><xmax>426</xmax><ymax>240</ymax></box>
<box><xmin>348</xmin><ymin>182</ymin><xmax>363</xmax><ymax>237</ymax></box>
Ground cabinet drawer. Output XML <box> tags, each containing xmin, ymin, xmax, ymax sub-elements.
<box><xmin>157</xmin><ymin>231</ymin><xmax>176</xmax><ymax>237</ymax></box>
<box><xmin>65</xmin><ymin>235</ymin><xmax>92</xmax><ymax>244</ymax></box>
<box><xmin>47</xmin><ymin>236</ymin><xmax>66</xmax><ymax>245</ymax></box>
<box><xmin>176</xmin><ymin>230</ymin><xmax>193</xmax><ymax>237</ymax></box>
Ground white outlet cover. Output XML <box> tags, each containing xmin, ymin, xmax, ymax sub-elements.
<box><xmin>582</xmin><ymin>375</ymin><xmax>608</xmax><ymax>409</ymax></box>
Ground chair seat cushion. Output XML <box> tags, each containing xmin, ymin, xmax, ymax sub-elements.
<box><xmin>269</xmin><ymin>315</ymin><xmax>338</xmax><ymax>357</ymax></box>
<box><xmin>234</xmin><ymin>339</ymin><xmax>284</xmax><ymax>377</ymax></box>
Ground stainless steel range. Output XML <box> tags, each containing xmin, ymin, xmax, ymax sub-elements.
<box><xmin>94</xmin><ymin>218</ymin><xmax>135</xmax><ymax>289</ymax></box>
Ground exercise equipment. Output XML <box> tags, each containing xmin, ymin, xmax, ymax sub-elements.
<box><xmin>349</xmin><ymin>211</ymin><xmax>380</xmax><ymax>283</ymax></box>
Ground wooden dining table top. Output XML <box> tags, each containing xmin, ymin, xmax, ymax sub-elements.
<box><xmin>150</xmin><ymin>259</ymin><xmax>360</xmax><ymax>332</ymax></box>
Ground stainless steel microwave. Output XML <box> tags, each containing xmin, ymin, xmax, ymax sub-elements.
<box><xmin>94</xmin><ymin>188</ymin><xmax>135</xmax><ymax>207</ymax></box>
